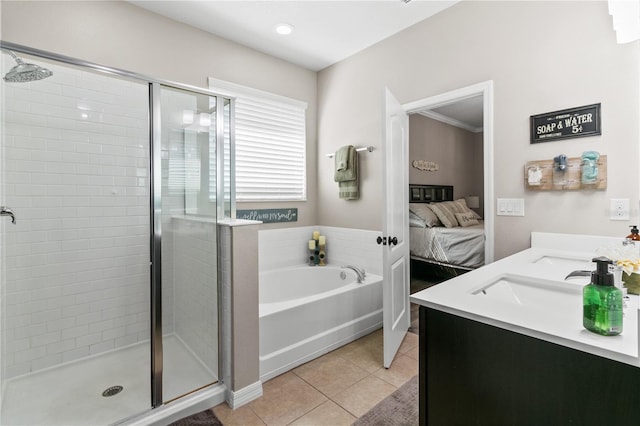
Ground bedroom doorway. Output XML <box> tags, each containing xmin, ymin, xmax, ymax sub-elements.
<box><xmin>402</xmin><ymin>81</ymin><xmax>495</xmax><ymax>271</ymax></box>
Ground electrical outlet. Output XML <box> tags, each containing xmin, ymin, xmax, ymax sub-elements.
<box><xmin>610</xmin><ymin>198</ymin><xmax>630</xmax><ymax>221</ymax></box>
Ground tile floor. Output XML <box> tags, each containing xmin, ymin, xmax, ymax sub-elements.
<box><xmin>213</xmin><ymin>322</ymin><xmax>419</xmax><ymax>425</ymax></box>
<box><xmin>212</xmin><ymin>277</ymin><xmax>442</xmax><ymax>426</ymax></box>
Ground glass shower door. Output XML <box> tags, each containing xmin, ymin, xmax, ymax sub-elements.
<box><xmin>0</xmin><ymin>52</ymin><xmax>151</xmax><ymax>425</ymax></box>
<box><xmin>157</xmin><ymin>85</ymin><xmax>219</xmax><ymax>402</ymax></box>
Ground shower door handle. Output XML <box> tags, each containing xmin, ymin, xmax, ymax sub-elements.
<box><xmin>1</xmin><ymin>207</ymin><xmax>16</xmax><ymax>224</ymax></box>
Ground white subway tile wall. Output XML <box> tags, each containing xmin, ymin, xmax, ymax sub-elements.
<box><xmin>172</xmin><ymin>217</ymin><xmax>218</xmax><ymax>376</ymax></box>
<box><xmin>258</xmin><ymin>227</ymin><xmax>311</xmax><ymax>271</ymax></box>
<box><xmin>258</xmin><ymin>226</ymin><xmax>383</xmax><ymax>275</ymax></box>
<box><xmin>2</xmin><ymin>60</ymin><xmax>151</xmax><ymax>378</ymax></box>
<box><xmin>320</xmin><ymin>226</ymin><xmax>383</xmax><ymax>276</ymax></box>
<box><xmin>160</xmin><ymin>89</ymin><xmax>192</xmax><ymax>337</ymax></box>
<box><xmin>160</xmin><ymin>88</ymin><xmax>220</xmax><ymax>387</ymax></box>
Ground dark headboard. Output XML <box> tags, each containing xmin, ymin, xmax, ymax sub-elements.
<box><xmin>409</xmin><ymin>184</ymin><xmax>454</xmax><ymax>203</ymax></box>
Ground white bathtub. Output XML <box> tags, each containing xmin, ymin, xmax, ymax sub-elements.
<box><xmin>259</xmin><ymin>265</ymin><xmax>383</xmax><ymax>381</ymax></box>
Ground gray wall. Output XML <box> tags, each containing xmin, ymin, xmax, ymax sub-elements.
<box><xmin>317</xmin><ymin>1</ymin><xmax>639</xmax><ymax>259</ymax></box>
<box><xmin>0</xmin><ymin>0</ymin><xmax>318</xmax><ymax>228</ymax></box>
<box><xmin>409</xmin><ymin>115</ymin><xmax>484</xmax><ymax>214</ymax></box>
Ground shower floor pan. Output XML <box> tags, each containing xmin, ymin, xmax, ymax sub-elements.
<box><xmin>1</xmin><ymin>335</ymin><xmax>217</xmax><ymax>426</ymax></box>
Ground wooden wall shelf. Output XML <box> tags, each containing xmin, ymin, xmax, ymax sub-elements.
<box><xmin>524</xmin><ymin>155</ymin><xmax>607</xmax><ymax>190</ymax></box>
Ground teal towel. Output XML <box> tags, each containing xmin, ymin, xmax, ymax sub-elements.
<box><xmin>334</xmin><ymin>145</ymin><xmax>357</xmax><ymax>182</ymax></box>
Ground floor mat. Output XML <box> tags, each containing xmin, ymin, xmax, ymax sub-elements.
<box><xmin>169</xmin><ymin>408</ymin><xmax>222</xmax><ymax>426</ymax></box>
<box><xmin>352</xmin><ymin>375</ymin><xmax>418</xmax><ymax>426</ymax></box>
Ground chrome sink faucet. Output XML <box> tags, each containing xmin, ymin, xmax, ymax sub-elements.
<box><xmin>342</xmin><ymin>265</ymin><xmax>366</xmax><ymax>283</ymax></box>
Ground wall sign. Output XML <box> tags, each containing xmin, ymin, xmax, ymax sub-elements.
<box><xmin>237</xmin><ymin>208</ymin><xmax>298</xmax><ymax>223</ymax></box>
<box><xmin>530</xmin><ymin>103</ymin><xmax>601</xmax><ymax>143</ymax></box>
<box><xmin>412</xmin><ymin>160</ymin><xmax>439</xmax><ymax>172</ymax></box>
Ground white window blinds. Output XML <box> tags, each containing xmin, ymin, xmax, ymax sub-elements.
<box><xmin>208</xmin><ymin>78</ymin><xmax>307</xmax><ymax>202</ymax></box>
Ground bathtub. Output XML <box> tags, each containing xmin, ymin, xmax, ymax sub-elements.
<box><xmin>259</xmin><ymin>265</ymin><xmax>383</xmax><ymax>382</ymax></box>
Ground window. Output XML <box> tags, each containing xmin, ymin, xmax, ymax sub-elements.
<box><xmin>208</xmin><ymin>78</ymin><xmax>307</xmax><ymax>202</ymax></box>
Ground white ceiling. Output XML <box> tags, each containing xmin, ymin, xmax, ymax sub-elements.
<box><xmin>130</xmin><ymin>0</ymin><xmax>481</xmax><ymax>129</ymax></box>
<box><xmin>129</xmin><ymin>0</ymin><xmax>458</xmax><ymax>72</ymax></box>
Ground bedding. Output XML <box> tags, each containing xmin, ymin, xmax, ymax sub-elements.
<box><xmin>410</xmin><ymin>211</ymin><xmax>427</xmax><ymax>228</ymax></box>
<box><xmin>408</xmin><ymin>184</ymin><xmax>485</xmax><ymax>270</ymax></box>
<box><xmin>410</xmin><ymin>221</ymin><xmax>485</xmax><ymax>269</ymax></box>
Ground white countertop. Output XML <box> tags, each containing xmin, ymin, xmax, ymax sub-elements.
<box><xmin>410</xmin><ymin>232</ymin><xmax>640</xmax><ymax>367</ymax></box>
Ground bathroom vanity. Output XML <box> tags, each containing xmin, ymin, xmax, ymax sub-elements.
<box><xmin>410</xmin><ymin>233</ymin><xmax>640</xmax><ymax>425</ymax></box>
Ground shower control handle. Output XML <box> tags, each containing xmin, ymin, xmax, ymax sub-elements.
<box><xmin>1</xmin><ymin>207</ymin><xmax>16</xmax><ymax>224</ymax></box>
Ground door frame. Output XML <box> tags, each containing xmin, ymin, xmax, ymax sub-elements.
<box><xmin>402</xmin><ymin>80</ymin><xmax>495</xmax><ymax>264</ymax></box>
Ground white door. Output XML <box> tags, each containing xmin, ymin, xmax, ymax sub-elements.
<box><xmin>382</xmin><ymin>88</ymin><xmax>410</xmax><ymax>368</ymax></box>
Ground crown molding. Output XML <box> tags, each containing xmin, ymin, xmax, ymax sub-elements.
<box><xmin>417</xmin><ymin>109</ymin><xmax>483</xmax><ymax>133</ymax></box>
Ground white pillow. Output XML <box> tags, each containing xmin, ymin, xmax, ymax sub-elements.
<box><xmin>409</xmin><ymin>211</ymin><xmax>426</xmax><ymax>228</ymax></box>
<box><xmin>409</xmin><ymin>203</ymin><xmax>441</xmax><ymax>227</ymax></box>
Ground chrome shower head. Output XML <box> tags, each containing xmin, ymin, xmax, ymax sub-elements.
<box><xmin>3</xmin><ymin>50</ymin><xmax>52</xmax><ymax>83</ymax></box>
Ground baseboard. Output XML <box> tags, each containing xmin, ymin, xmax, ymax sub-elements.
<box><xmin>226</xmin><ymin>380</ymin><xmax>263</xmax><ymax>409</ymax></box>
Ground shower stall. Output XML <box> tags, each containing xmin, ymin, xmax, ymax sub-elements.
<box><xmin>0</xmin><ymin>43</ymin><xmax>231</xmax><ymax>425</ymax></box>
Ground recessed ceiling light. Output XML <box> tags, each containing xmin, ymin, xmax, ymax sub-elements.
<box><xmin>275</xmin><ymin>23</ymin><xmax>294</xmax><ymax>35</ymax></box>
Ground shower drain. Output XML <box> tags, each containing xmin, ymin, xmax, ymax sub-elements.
<box><xmin>102</xmin><ymin>385</ymin><xmax>124</xmax><ymax>397</ymax></box>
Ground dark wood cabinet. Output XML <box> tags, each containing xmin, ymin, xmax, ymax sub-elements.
<box><xmin>419</xmin><ymin>306</ymin><xmax>640</xmax><ymax>425</ymax></box>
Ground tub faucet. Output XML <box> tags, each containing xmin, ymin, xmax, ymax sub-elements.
<box><xmin>342</xmin><ymin>265</ymin><xmax>366</xmax><ymax>283</ymax></box>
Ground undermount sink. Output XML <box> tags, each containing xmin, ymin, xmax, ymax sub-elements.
<box><xmin>533</xmin><ymin>255</ymin><xmax>595</xmax><ymax>283</ymax></box>
<box><xmin>472</xmin><ymin>274</ymin><xmax>581</xmax><ymax>309</ymax></box>
<box><xmin>533</xmin><ymin>255</ymin><xmax>594</xmax><ymax>270</ymax></box>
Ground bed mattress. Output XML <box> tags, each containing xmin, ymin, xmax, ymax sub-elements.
<box><xmin>410</xmin><ymin>222</ymin><xmax>485</xmax><ymax>269</ymax></box>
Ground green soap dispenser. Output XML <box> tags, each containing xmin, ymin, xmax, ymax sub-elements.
<box><xmin>583</xmin><ymin>256</ymin><xmax>623</xmax><ymax>336</ymax></box>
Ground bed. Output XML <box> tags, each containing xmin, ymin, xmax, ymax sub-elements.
<box><xmin>408</xmin><ymin>184</ymin><xmax>485</xmax><ymax>271</ymax></box>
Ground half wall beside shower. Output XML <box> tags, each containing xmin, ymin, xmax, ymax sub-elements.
<box><xmin>0</xmin><ymin>45</ymin><xmax>229</xmax><ymax>425</ymax></box>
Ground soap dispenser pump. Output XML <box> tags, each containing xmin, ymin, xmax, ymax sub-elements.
<box><xmin>583</xmin><ymin>256</ymin><xmax>623</xmax><ymax>336</ymax></box>
<box><xmin>627</xmin><ymin>225</ymin><xmax>640</xmax><ymax>241</ymax></box>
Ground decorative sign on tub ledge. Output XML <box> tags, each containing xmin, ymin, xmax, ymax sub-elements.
<box><xmin>237</xmin><ymin>208</ymin><xmax>298</xmax><ymax>223</ymax></box>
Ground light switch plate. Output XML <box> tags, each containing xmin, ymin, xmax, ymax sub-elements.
<box><xmin>497</xmin><ymin>198</ymin><xmax>525</xmax><ymax>216</ymax></box>
<box><xmin>610</xmin><ymin>198</ymin><xmax>630</xmax><ymax>221</ymax></box>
